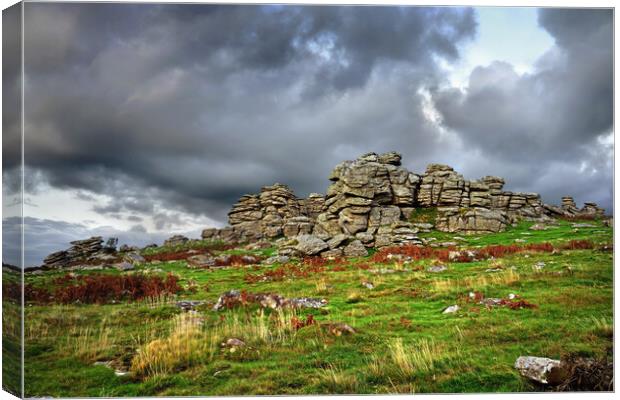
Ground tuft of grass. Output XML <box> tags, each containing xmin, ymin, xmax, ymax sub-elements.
<box><xmin>315</xmin><ymin>278</ymin><xmax>329</xmax><ymax>295</ymax></box>
<box><xmin>591</xmin><ymin>316</ymin><xmax>613</xmax><ymax>338</ymax></box>
<box><xmin>130</xmin><ymin>313</ymin><xmax>211</xmax><ymax>377</ymax></box>
<box><xmin>346</xmin><ymin>291</ymin><xmax>363</xmax><ymax>303</ymax></box>
<box><xmin>388</xmin><ymin>338</ymin><xmax>438</xmax><ymax>377</ymax></box>
<box><xmin>67</xmin><ymin>322</ymin><xmax>113</xmax><ymax>363</ymax></box>
<box><xmin>318</xmin><ymin>364</ymin><xmax>358</xmax><ymax>393</ymax></box>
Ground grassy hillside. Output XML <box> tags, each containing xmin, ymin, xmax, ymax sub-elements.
<box><xmin>12</xmin><ymin>219</ymin><xmax>613</xmax><ymax>396</ymax></box>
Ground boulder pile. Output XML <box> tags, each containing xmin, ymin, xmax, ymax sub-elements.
<box><xmin>195</xmin><ymin>151</ymin><xmax>606</xmax><ymax>258</ymax></box>
<box><xmin>43</xmin><ymin>237</ymin><xmax>116</xmax><ymax>268</ymax></box>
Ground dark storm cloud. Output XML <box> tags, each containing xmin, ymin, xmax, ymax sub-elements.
<box><xmin>17</xmin><ymin>3</ymin><xmax>478</xmax><ymax>224</ymax></box>
<box><xmin>431</xmin><ymin>8</ymin><xmax>612</xmax><ymax>210</ymax></box>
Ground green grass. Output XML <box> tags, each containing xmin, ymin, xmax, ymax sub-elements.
<box><xmin>408</xmin><ymin>207</ymin><xmax>438</xmax><ymax>224</ymax></box>
<box><xmin>15</xmin><ymin>219</ymin><xmax>613</xmax><ymax>396</ymax></box>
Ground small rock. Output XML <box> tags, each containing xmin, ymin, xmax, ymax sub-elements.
<box><xmin>113</xmin><ymin>261</ymin><xmax>134</xmax><ymax>271</ymax></box>
<box><xmin>508</xmin><ymin>293</ymin><xmax>517</xmax><ymax>300</ymax></box>
<box><xmin>534</xmin><ymin>261</ymin><xmax>546</xmax><ymax>270</ymax></box>
<box><xmin>361</xmin><ymin>281</ymin><xmax>374</xmax><ymax>289</ymax></box>
<box><xmin>442</xmin><ymin>305</ymin><xmax>460</xmax><ymax>314</ymax></box>
<box><xmin>288</xmin><ymin>297</ymin><xmax>328</xmax><ymax>309</ymax></box>
<box><xmin>479</xmin><ymin>298</ymin><xmax>502</xmax><ymax>307</ymax></box>
<box><xmin>176</xmin><ymin>300</ymin><xmax>205</xmax><ymax>311</ymax></box>
<box><xmin>529</xmin><ymin>223</ymin><xmax>548</xmax><ymax>231</ymax></box>
<box><xmin>572</xmin><ymin>223</ymin><xmax>595</xmax><ymax>228</ymax></box>
<box><xmin>322</xmin><ymin>322</ymin><xmax>356</xmax><ymax>336</ymax></box>
<box><xmin>263</xmin><ymin>255</ymin><xmax>290</xmax><ymax>265</ymax></box>
<box><xmin>222</xmin><ymin>338</ymin><xmax>246</xmax><ymax>348</ymax></box>
<box><xmin>514</xmin><ymin>356</ymin><xmax>567</xmax><ymax>385</ymax></box>
<box><xmin>514</xmin><ymin>239</ymin><xmax>526</xmax><ymax>243</ymax></box>
<box><xmin>427</xmin><ymin>265</ymin><xmax>447</xmax><ymax>273</ymax></box>
<box><xmin>187</xmin><ymin>254</ymin><xmax>216</xmax><ymax>269</ymax></box>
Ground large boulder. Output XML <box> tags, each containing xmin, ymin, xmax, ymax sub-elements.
<box><xmin>294</xmin><ymin>235</ymin><xmax>329</xmax><ymax>256</ymax></box>
<box><xmin>343</xmin><ymin>240</ymin><xmax>368</xmax><ymax>257</ymax></box>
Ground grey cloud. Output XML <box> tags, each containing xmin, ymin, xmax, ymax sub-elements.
<box><xmin>18</xmin><ymin>4</ymin><xmax>477</xmax><ymax>225</ymax></box>
<box><xmin>431</xmin><ymin>8</ymin><xmax>612</xmax><ymax>210</ymax></box>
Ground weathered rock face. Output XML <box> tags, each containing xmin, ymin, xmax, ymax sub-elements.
<box><xmin>436</xmin><ymin>207</ymin><xmax>508</xmax><ymax>234</ymax></box>
<box><xmin>313</xmin><ymin>152</ymin><xmax>422</xmax><ymax>248</ymax></box>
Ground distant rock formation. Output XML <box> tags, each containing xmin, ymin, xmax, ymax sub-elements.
<box><xmin>43</xmin><ymin>236</ymin><xmax>116</xmax><ymax>268</ymax></box>
<box><xmin>195</xmin><ymin>151</ymin><xmax>607</xmax><ymax>256</ymax></box>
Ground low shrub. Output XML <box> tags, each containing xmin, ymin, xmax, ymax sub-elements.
<box><xmin>25</xmin><ymin>273</ymin><xmax>182</xmax><ymax>304</ymax></box>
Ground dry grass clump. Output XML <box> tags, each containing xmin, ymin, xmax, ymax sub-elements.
<box><xmin>130</xmin><ymin>309</ymin><xmax>306</xmax><ymax>378</ymax></box>
<box><xmin>315</xmin><ymin>278</ymin><xmax>329</xmax><ymax>295</ymax></box>
<box><xmin>131</xmin><ymin>313</ymin><xmax>210</xmax><ymax>377</ymax></box>
<box><xmin>67</xmin><ymin>321</ymin><xmax>114</xmax><ymax>362</ymax></box>
<box><xmin>319</xmin><ymin>364</ymin><xmax>359</xmax><ymax>393</ymax></box>
<box><xmin>388</xmin><ymin>338</ymin><xmax>438</xmax><ymax>376</ymax></box>
<box><xmin>591</xmin><ymin>316</ymin><xmax>613</xmax><ymax>338</ymax></box>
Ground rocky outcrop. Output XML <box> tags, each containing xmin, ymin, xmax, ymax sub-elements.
<box><xmin>222</xmin><ymin>183</ymin><xmax>313</xmax><ymax>242</ymax></box>
<box><xmin>198</xmin><ymin>151</ymin><xmax>606</xmax><ymax>257</ymax></box>
<box><xmin>43</xmin><ymin>236</ymin><xmax>117</xmax><ymax>268</ymax></box>
<box><xmin>163</xmin><ymin>235</ymin><xmax>189</xmax><ymax>247</ymax></box>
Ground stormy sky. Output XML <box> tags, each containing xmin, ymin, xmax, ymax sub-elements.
<box><xmin>2</xmin><ymin>4</ymin><xmax>613</xmax><ymax>266</ymax></box>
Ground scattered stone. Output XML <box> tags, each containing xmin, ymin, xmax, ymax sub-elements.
<box><xmin>534</xmin><ymin>261</ymin><xmax>546</xmax><ymax>270</ymax></box>
<box><xmin>514</xmin><ymin>356</ymin><xmax>567</xmax><ymax>385</ymax></box>
<box><xmin>479</xmin><ymin>298</ymin><xmax>503</xmax><ymax>307</ymax></box>
<box><xmin>448</xmin><ymin>250</ymin><xmax>477</xmax><ymax>262</ymax></box>
<box><xmin>222</xmin><ymin>338</ymin><xmax>246</xmax><ymax>348</ymax></box>
<box><xmin>322</xmin><ymin>322</ymin><xmax>356</xmax><ymax>336</ymax></box>
<box><xmin>529</xmin><ymin>223</ymin><xmax>548</xmax><ymax>231</ymax></box>
<box><xmin>212</xmin><ymin>290</ymin><xmax>327</xmax><ymax>311</ymax></box>
<box><xmin>176</xmin><ymin>300</ymin><xmax>205</xmax><ymax>311</ymax></box>
<box><xmin>442</xmin><ymin>305</ymin><xmax>460</xmax><ymax>314</ymax></box>
<box><xmin>571</xmin><ymin>223</ymin><xmax>595</xmax><ymax>228</ymax></box>
<box><xmin>113</xmin><ymin>261</ymin><xmax>134</xmax><ymax>271</ymax></box>
<box><xmin>427</xmin><ymin>265</ymin><xmax>447</xmax><ymax>273</ymax></box>
<box><xmin>288</xmin><ymin>297</ymin><xmax>329</xmax><ymax>309</ymax></box>
<box><xmin>262</xmin><ymin>255</ymin><xmax>290</xmax><ymax>265</ymax></box>
<box><xmin>187</xmin><ymin>254</ymin><xmax>216</xmax><ymax>269</ymax></box>
<box><xmin>514</xmin><ymin>239</ymin><xmax>526</xmax><ymax>243</ymax></box>
<box><xmin>361</xmin><ymin>281</ymin><xmax>374</xmax><ymax>289</ymax></box>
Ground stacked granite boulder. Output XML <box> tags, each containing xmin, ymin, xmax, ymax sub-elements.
<box><xmin>203</xmin><ymin>183</ymin><xmax>314</xmax><ymax>243</ymax></box>
<box><xmin>43</xmin><ymin>236</ymin><xmax>116</xmax><ymax>268</ymax></box>
<box><xmin>308</xmin><ymin>152</ymin><xmax>423</xmax><ymax>255</ymax></box>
